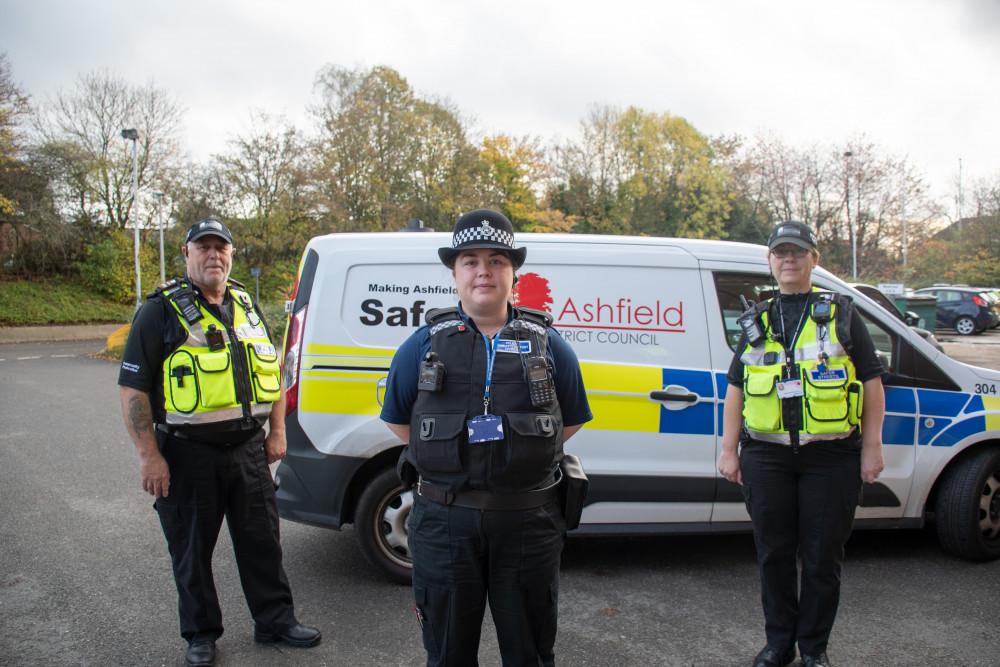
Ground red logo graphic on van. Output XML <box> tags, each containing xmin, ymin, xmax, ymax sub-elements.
<box><xmin>513</xmin><ymin>272</ymin><xmax>552</xmax><ymax>311</ymax></box>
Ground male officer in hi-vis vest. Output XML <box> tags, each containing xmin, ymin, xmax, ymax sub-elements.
<box><xmin>718</xmin><ymin>221</ymin><xmax>885</xmax><ymax>667</ymax></box>
<box><xmin>119</xmin><ymin>218</ymin><xmax>319</xmax><ymax>667</ymax></box>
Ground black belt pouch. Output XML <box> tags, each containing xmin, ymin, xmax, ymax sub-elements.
<box><xmin>558</xmin><ymin>454</ymin><xmax>589</xmax><ymax>531</ymax></box>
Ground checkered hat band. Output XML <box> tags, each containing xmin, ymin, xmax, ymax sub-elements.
<box><xmin>452</xmin><ymin>224</ymin><xmax>515</xmax><ymax>249</ymax></box>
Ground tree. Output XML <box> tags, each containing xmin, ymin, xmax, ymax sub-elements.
<box><xmin>479</xmin><ymin>134</ymin><xmax>570</xmax><ymax>233</ymax></box>
<box><xmin>34</xmin><ymin>70</ymin><xmax>185</xmax><ymax>232</ymax></box>
<box><xmin>311</xmin><ymin>65</ymin><xmax>483</xmax><ymax>232</ymax></box>
<box><xmin>213</xmin><ymin>110</ymin><xmax>315</xmax><ymax>266</ymax></box>
<box><xmin>728</xmin><ymin>132</ymin><xmax>936</xmax><ymax>282</ymax></box>
<box><xmin>550</xmin><ymin>105</ymin><xmax>732</xmax><ymax>238</ymax></box>
<box><xmin>0</xmin><ymin>53</ymin><xmax>73</xmax><ymax>275</ymax></box>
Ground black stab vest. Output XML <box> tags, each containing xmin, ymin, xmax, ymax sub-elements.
<box><xmin>405</xmin><ymin>306</ymin><xmax>563</xmax><ymax>495</ymax></box>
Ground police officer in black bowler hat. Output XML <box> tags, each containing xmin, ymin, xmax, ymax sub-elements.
<box><xmin>381</xmin><ymin>209</ymin><xmax>592</xmax><ymax>666</ymax></box>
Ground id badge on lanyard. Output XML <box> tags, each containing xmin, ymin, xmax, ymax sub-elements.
<box><xmin>467</xmin><ymin>331</ymin><xmax>504</xmax><ymax>443</ymax></box>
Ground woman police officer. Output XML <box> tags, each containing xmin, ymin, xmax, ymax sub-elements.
<box><xmin>718</xmin><ymin>221</ymin><xmax>885</xmax><ymax>667</ymax></box>
<box><xmin>380</xmin><ymin>209</ymin><xmax>592</xmax><ymax>666</ymax></box>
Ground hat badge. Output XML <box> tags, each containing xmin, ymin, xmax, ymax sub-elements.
<box><xmin>479</xmin><ymin>220</ymin><xmax>495</xmax><ymax>237</ymax></box>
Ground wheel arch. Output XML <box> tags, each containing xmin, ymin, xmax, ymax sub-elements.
<box><xmin>924</xmin><ymin>437</ymin><xmax>1000</xmax><ymax>517</ymax></box>
<box><xmin>340</xmin><ymin>444</ymin><xmax>406</xmax><ymax>525</ymax></box>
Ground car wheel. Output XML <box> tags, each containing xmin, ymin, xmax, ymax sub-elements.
<box><xmin>935</xmin><ymin>447</ymin><xmax>1000</xmax><ymax>561</ymax></box>
<box><xmin>954</xmin><ymin>316</ymin><xmax>977</xmax><ymax>336</ymax></box>
<box><xmin>355</xmin><ymin>467</ymin><xmax>413</xmax><ymax>584</ymax></box>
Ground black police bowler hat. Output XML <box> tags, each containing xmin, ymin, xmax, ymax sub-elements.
<box><xmin>438</xmin><ymin>209</ymin><xmax>527</xmax><ymax>269</ymax></box>
<box><xmin>767</xmin><ymin>220</ymin><xmax>817</xmax><ymax>251</ymax></box>
<box><xmin>185</xmin><ymin>217</ymin><xmax>233</xmax><ymax>245</ymax></box>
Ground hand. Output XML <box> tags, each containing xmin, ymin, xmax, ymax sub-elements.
<box><xmin>264</xmin><ymin>430</ymin><xmax>287</xmax><ymax>465</ymax></box>
<box><xmin>718</xmin><ymin>449</ymin><xmax>742</xmax><ymax>485</ymax></box>
<box><xmin>139</xmin><ymin>451</ymin><xmax>170</xmax><ymax>498</ymax></box>
<box><xmin>861</xmin><ymin>441</ymin><xmax>885</xmax><ymax>484</ymax></box>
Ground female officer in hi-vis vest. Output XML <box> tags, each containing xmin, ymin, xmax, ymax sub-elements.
<box><xmin>718</xmin><ymin>221</ymin><xmax>885</xmax><ymax>667</ymax></box>
<box><xmin>381</xmin><ymin>210</ymin><xmax>592</xmax><ymax>667</ymax></box>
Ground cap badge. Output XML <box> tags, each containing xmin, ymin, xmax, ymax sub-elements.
<box><xmin>480</xmin><ymin>220</ymin><xmax>495</xmax><ymax>237</ymax></box>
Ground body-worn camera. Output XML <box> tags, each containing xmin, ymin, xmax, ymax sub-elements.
<box><xmin>526</xmin><ymin>357</ymin><xmax>555</xmax><ymax>407</ymax></box>
<box><xmin>811</xmin><ymin>299</ymin><xmax>833</xmax><ymax>323</ymax></box>
<box><xmin>418</xmin><ymin>352</ymin><xmax>445</xmax><ymax>392</ymax></box>
<box><xmin>205</xmin><ymin>324</ymin><xmax>226</xmax><ymax>352</ymax></box>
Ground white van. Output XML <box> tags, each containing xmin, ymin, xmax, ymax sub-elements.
<box><xmin>276</xmin><ymin>228</ymin><xmax>1000</xmax><ymax>583</ymax></box>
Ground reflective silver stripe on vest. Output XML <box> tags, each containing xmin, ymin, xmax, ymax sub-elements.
<box><xmin>164</xmin><ymin>402</ymin><xmax>272</xmax><ymax>425</ymax></box>
<box><xmin>179</xmin><ymin>322</ymin><xmax>235</xmax><ymax>349</ymax></box>
<box><xmin>742</xmin><ymin>340</ymin><xmax>849</xmax><ymax>367</ymax></box>
<box><xmin>746</xmin><ymin>427</ymin><xmax>857</xmax><ymax>445</ymax></box>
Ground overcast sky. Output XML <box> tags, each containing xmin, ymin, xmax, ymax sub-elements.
<box><xmin>3</xmin><ymin>0</ymin><xmax>999</xmax><ymax>209</ymax></box>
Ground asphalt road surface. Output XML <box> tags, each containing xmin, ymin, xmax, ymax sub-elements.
<box><xmin>1</xmin><ymin>338</ymin><xmax>999</xmax><ymax>666</ymax></box>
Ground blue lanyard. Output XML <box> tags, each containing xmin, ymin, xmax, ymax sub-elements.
<box><xmin>481</xmin><ymin>332</ymin><xmax>500</xmax><ymax>415</ymax></box>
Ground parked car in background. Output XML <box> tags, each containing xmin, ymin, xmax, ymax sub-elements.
<box><xmin>849</xmin><ymin>284</ymin><xmax>945</xmax><ymax>352</ymax></box>
<box><xmin>913</xmin><ymin>286</ymin><xmax>1000</xmax><ymax>335</ymax></box>
<box><xmin>970</xmin><ymin>288</ymin><xmax>1000</xmax><ymax>328</ymax></box>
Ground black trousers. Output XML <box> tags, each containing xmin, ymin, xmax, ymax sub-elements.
<box><xmin>740</xmin><ymin>435</ymin><xmax>862</xmax><ymax>657</ymax></box>
<box><xmin>409</xmin><ymin>494</ymin><xmax>565</xmax><ymax>667</ymax></box>
<box><xmin>154</xmin><ymin>430</ymin><xmax>296</xmax><ymax>644</ymax></box>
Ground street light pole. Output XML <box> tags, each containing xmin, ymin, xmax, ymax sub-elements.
<box><xmin>844</xmin><ymin>151</ymin><xmax>855</xmax><ymax>280</ymax></box>
<box><xmin>901</xmin><ymin>164</ymin><xmax>907</xmax><ymax>270</ymax></box>
<box><xmin>122</xmin><ymin>129</ymin><xmax>140</xmax><ymax>308</ymax></box>
<box><xmin>152</xmin><ymin>191</ymin><xmax>165</xmax><ymax>282</ymax></box>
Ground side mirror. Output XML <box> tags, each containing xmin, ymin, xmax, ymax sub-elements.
<box><xmin>904</xmin><ymin>311</ymin><xmax>920</xmax><ymax>326</ymax></box>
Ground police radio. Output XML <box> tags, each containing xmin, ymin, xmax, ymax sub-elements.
<box><xmin>418</xmin><ymin>352</ymin><xmax>445</xmax><ymax>392</ymax></box>
<box><xmin>737</xmin><ymin>295</ymin><xmax>766</xmax><ymax>346</ymax></box>
<box><xmin>526</xmin><ymin>357</ymin><xmax>555</xmax><ymax>407</ymax></box>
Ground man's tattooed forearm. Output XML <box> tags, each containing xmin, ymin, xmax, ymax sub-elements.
<box><xmin>127</xmin><ymin>395</ymin><xmax>153</xmax><ymax>436</ymax></box>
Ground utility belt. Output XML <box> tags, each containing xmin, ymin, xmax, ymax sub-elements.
<box><xmin>155</xmin><ymin>423</ymin><xmax>261</xmax><ymax>447</ymax></box>
<box><xmin>416</xmin><ymin>474</ymin><xmax>561</xmax><ymax>511</ymax></box>
<box><xmin>742</xmin><ymin>425</ymin><xmax>861</xmax><ymax>447</ymax></box>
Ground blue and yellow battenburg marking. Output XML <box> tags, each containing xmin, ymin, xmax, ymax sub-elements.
<box><xmin>299</xmin><ymin>347</ymin><xmax>1000</xmax><ymax>446</ymax></box>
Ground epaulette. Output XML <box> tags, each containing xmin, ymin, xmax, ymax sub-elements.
<box><xmin>514</xmin><ymin>306</ymin><xmax>554</xmax><ymax>327</ymax></box>
<box><xmin>426</xmin><ymin>306</ymin><xmax>460</xmax><ymax>325</ymax></box>
<box><xmin>227</xmin><ymin>278</ymin><xmax>247</xmax><ymax>289</ymax></box>
<box><xmin>146</xmin><ymin>277</ymin><xmax>184</xmax><ymax>299</ymax></box>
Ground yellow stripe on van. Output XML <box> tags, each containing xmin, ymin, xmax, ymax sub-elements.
<box><xmin>981</xmin><ymin>396</ymin><xmax>1000</xmax><ymax>431</ymax></box>
<box><xmin>581</xmin><ymin>362</ymin><xmax>661</xmax><ymax>433</ymax></box>
<box><xmin>300</xmin><ymin>374</ymin><xmax>384</xmax><ymax>416</ymax></box>
<box><xmin>305</xmin><ymin>344</ymin><xmax>395</xmax><ymax>358</ymax></box>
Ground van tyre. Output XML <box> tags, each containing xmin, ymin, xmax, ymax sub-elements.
<box><xmin>954</xmin><ymin>316</ymin><xmax>978</xmax><ymax>336</ymax></box>
<box><xmin>935</xmin><ymin>447</ymin><xmax>1000</xmax><ymax>561</ymax></box>
<box><xmin>355</xmin><ymin>467</ymin><xmax>414</xmax><ymax>584</ymax></box>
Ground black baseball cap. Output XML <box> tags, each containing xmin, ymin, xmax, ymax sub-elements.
<box><xmin>438</xmin><ymin>209</ymin><xmax>527</xmax><ymax>269</ymax></box>
<box><xmin>767</xmin><ymin>221</ymin><xmax>817</xmax><ymax>251</ymax></box>
<box><xmin>185</xmin><ymin>218</ymin><xmax>233</xmax><ymax>245</ymax></box>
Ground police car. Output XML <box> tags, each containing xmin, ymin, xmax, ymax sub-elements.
<box><xmin>275</xmin><ymin>228</ymin><xmax>1000</xmax><ymax>582</ymax></box>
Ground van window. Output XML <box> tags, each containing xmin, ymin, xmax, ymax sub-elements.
<box><xmin>712</xmin><ymin>272</ymin><xmax>776</xmax><ymax>350</ymax></box>
<box><xmin>855</xmin><ymin>307</ymin><xmax>895</xmax><ymax>371</ymax></box>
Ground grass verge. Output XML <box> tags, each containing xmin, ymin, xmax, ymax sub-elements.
<box><xmin>0</xmin><ymin>276</ymin><xmax>134</xmax><ymax>326</ymax></box>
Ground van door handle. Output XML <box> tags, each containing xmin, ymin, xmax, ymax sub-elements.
<box><xmin>649</xmin><ymin>385</ymin><xmax>699</xmax><ymax>410</ymax></box>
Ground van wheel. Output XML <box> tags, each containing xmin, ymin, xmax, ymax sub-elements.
<box><xmin>954</xmin><ymin>316</ymin><xmax>977</xmax><ymax>336</ymax></box>
<box><xmin>935</xmin><ymin>448</ymin><xmax>1000</xmax><ymax>561</ymax></box>
<box><xmin>355</xmin><ymin>467</ymin><xmax>414</xmax><ymax>584</ymax></box>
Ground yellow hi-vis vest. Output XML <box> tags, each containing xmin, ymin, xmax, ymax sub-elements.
<box><xmin>741</xmin><ymin>291</ymin><xmax>863</xmax><ymax>444</ymax></box>
<box><xmin>161</xmin><ymin>282</ymin><xmax>281</xmax><ymax>426</ymax></box>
